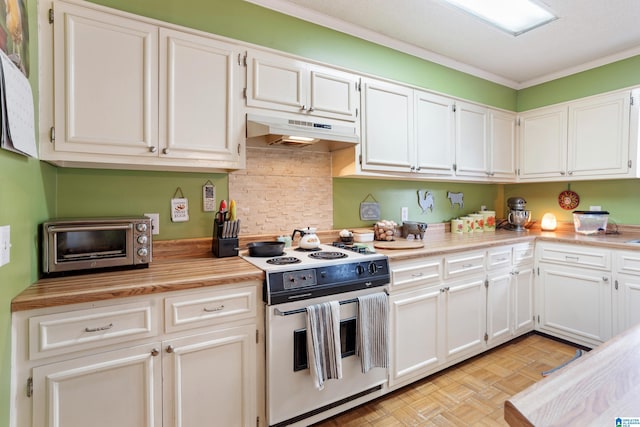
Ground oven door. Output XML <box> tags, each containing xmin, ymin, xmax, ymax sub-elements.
<box><xmin>265</xmin><ymin>288</ymin><xmax>388</xmax><ymax>426</ymax></box>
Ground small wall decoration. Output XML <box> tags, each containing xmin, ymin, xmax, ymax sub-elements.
<box><xmin>447</xmin><ymin>191</ymin><xmax>464</xmax><ymax>208</ymax></box>
<box><xmin>359</xmin><ymin>193</ymin><xmax>381</xmax><ymax>220</ymax></box>
<box><xmin>558</xmin><ymin>184</ymin><xmax>580</xmax><ymax>210</ymax></box>
<box><xmin>417</xmin><ymin>190</ymin><xmax>434</xmax><ymax>213</ymax></box>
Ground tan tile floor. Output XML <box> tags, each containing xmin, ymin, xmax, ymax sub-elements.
<box><xmin>312</xmin><ymin>334</ymin><xmax>579</xmax><ymax>426</ymax></box>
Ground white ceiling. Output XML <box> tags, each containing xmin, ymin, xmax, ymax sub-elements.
<box><xmin>245</xmin><ymin>0</ymin><xmax>640</xmax><ymax>89</ymax></box>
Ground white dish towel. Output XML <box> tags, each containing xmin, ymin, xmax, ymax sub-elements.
<box><xmin>306</xmin><ymin>301</ymin><xmax>342</xmax><ymax>390</ymax></box>
<box><xmin>356</xmin><ymin>292</ymin><xmax>389</xmax><ymax>373</ymax></box>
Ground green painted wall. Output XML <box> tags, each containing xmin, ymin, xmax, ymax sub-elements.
<box><xmin>56</xmin><ymin>169</ymin><xmax>228</xmax><ymax>240</ymax></box>
<box><xmin>334</xmin><ymin>178</ymin><xmax>500</xmax><ymax>228</ymax></box>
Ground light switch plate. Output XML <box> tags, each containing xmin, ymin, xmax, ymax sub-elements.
<box><xmin>401</xmin><ymin>207</ymin><xmax>409</xmax><ymax>221</ymax></box>
<box><xmin>0</xmin><ymin>225</ymin><xmax>10</xmax><ymax>267</ymax></box>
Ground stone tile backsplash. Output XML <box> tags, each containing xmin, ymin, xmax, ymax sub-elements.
<box><xmin>229</xmin><ymin>147</ymin><xmax>333</xmax><ymax>235</ymax></box>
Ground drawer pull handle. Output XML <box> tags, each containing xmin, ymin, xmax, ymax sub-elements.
<box><xmin>603</xmin><ymin>277</ymin><xmax>609</xmax><ymax>282</ymax></box>
<box><xmin>203</xmin><ymin>305</ymin><xmax>225</xmax><ymax>313</ymax></box>
<box><xmin>462</xmin><ymin>264</ymin><xmax>474</xmax><ymax>268</ymax></box>
<box><xmin>565</xmin><ymin>256</ymin><xmax>579</xmax><ymax>261</ymax></box>
<box><xmin>411</xmin><ymin>273</ymin><xmax>424</xmax><ymax>278</ymax></box>
<box><xmin>84</xmin><ymin>323</ymin><xmax>113</xmax><ymax>333</ymax></box>
<box><xmin>497</xmin><ymin>257</ymin><xmax>508</xmax><ymax>262</ymax></box>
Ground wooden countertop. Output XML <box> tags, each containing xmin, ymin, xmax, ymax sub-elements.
<box><xmin>504</xmin><ymin>322</ymin><xmax>640</xmax><ymax>426</ymax></box>
<box><xmin>13</xmin><ymin>225</ymin><xmax>640</xmax><ymax>312</ymax></box>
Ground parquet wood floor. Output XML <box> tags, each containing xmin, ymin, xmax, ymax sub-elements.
<box><xmin>312</xmin><ymin>333</ymin><xmax>579</xmax><ymax>427</ymax></box>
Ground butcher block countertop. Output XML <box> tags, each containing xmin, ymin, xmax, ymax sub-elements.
<box><xmin>504</xmin><ymin>322</ymin><xmax>640</xmax><ymax>426</ymax></box>
<box><xmin>13</xmin><ymin>224</ymin><xmax>640</xmax><ymax>312</ymax></box>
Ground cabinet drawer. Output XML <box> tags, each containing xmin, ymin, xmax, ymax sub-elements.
<box><xmin>29</xmin><ymin>300</ymin><xmax>158</xmax><ymax>360</ymax></box>
<box><xmin>513</xmin><ymin>242</ymin><xmax>535</xmax><ymax>265</ymax></box>
<box><xmin>390</xmin><ymin>257</ymin><xmax>442</xmax><ymax>291</ymax></box>
<box><xmin>538</xmin><ymin>243</ymin><xmax>610</xmax><ymax>270</ymax></box>
<box><xmin>487</xmin><ymin>247</ymin><xmax>512</xmax><ymax>271</ymax></box>
<box><xmin>165</xmin><ymin>285</ymin><xmax>257</xmax><ymax>333</ymax></box>
<box><xmin>444</xmin><ymin>251</ymin><xmax>486</xmax><ymax>279</ymax></box>
<box><xmin>616</xmin><ymin>251</ymin><xmax>640</xmax><ymax>275</ymax></box>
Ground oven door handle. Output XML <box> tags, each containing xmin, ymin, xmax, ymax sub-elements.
<box><xmin>274</xmin><ymin>292</ymin><xmax>388</xmax><ymax>316</ymax></box>
<box><xmin>47</xmin><ymin>224</ymin><xmax>133</xmax><ymax>232</ymax></box>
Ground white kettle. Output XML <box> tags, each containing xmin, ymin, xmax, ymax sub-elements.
<box><xmin>291</xmin><ymin>227</ymin><xmax>321</xmax><ymax>249</ymax></box>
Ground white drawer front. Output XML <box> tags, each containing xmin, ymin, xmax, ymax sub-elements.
<box><xmin>165</xmin><ymin>285</ymin><xmax>257</xmax><ymax>333</ymax></box>
<box><xmin>390</xmin><ymin>257</ymin><xmax>442</xmax><ymax>291</ymax></box>
<box><xmin>616</xmin><ymin>251</ymin><xmax>640</xmax><ymax>275</ymax></box>
<box><xmin>513</xmin><ymin>242</ymin><xmax>535</xmax><ymax>265</ymax></box>
<box><xmin>444</xmin><ymin>251</ymin><xmax>486</xmax><ymax>279</ymax></box>
<box><xmin>538</xmin><ymin>243</ymin><xmax>610</xmax><ymax>270</ymax></box>
<box><xmin>487</xmin><ymin>248</ymin><xmax>512</xmax><ymax>271</ymax></box>
<box><xmin>29</xmin><ymin>301</ymin><xmax>157</xmax><ymax>360</ymax></box>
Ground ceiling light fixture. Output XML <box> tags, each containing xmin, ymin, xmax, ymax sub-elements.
<box><xmin>443</xmin><ymin>0</ymin><xmax>557</xmax><ymax>36</ymax></box>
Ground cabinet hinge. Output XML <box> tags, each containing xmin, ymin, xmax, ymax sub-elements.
<box><xmin>537</xmin><ymin>266</ymin><xmax>540</xmax><ymax>276</ymax></box>
<box><xmin>243</xmin><ymin>87</ymin><xmax>247</xmax><ymax>99</ymax></box>
<box><xmin>517</xmin><ymin>168</ymin><xmax>520</xmax><ymax>176</ymax></box>
<box><xmin>356</xmin><ymin>80</ymin><xmax>361</xmax><ymax>92</ymax></box>
<box><xmin>452</xmin><ymin>104</ymin><xmax>457</xmax><ymax>113</ymax></box>
<box><xmin>27</xmin><ymin>377</ymin><xmax>33</xmax><ymax>397</ymax></box>
<box><xmin>257</xmin><ymin>416</ymin><xmax>260</xmax><ymax>427</ymax></box>
<box><xmin>483</xmin><ymin>332</ymin><xmax>488</xmax><ymax>342</ymax></box>
<box><xmin>629</xmin><ymin>159</ymin><xmax>633</xmax><ymax>169</ymax></box>
<box><xmin>615</xmin><ymin>279</ymin><xmax>619</xmax><ymax>290</ymax></box>
<box><xmin>256</xmin><ymin>329</ymin><xmax>259</xmax><ymax>344</ymax></box>
<box><xmin>243</xmin><ymin>53</ymin><xmax>248</xmax><ymax>67</ymax></box>
<box><xmin>537</xmin><ymin>315</ymin><xmax>540</xmax><ymax>324</ymax></box>
<box><xmin>517</xmin><ymin>117</ymin><xmax>521</xmax><ymax>126</ymax></box>
<box><xmin>48</xmin><ymin>8</ymin><xmax>54</xmax><ymax>24</ymax></box>
<box><xmin>452</xmin><ymin>163</ymin><xmax>457</xmax><ymax>172</ymax></box>
<box><xmin>49</xmin><ymin>126</ymin><xmax>55</xmax><ymax>143</ymax></box>
<box><xmin>359</xmin><ymin>154</ymin><xmax>362</xmax><ymax>165</ymax></box>
<box><xmin>355</xmin><ymin>108</ymin><xmax>359</xmax><ymax>118</ymax></box>
<box><xmin>484</xmin><ymin>279</ymin><xmax>489</xmax><ymax>288</ymax></box>
<box><xmin>631</xmin><ymin>93</ymin><xmax>635</xmax><ymax>106</ymax></box>
<box><xmin>237</xmin><ymin>144</ymin><xmax>241</xmax><ymax>155</ymax></box>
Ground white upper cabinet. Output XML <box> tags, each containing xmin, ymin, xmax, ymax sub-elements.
<box><xmin>40</xmin><ymin>0</ymin><xmax>244</xmax><ymax>172</ymax></box>
<box><xmin>159</xmin><ymin>28</ymin><xmax>241</xmax><ymax>163</ymax></box>
<box><xmin>488</xmin><ymin>108</ymin><xmax>517</xmax><ymax>180</ymax></box>
<box><xmin>245</xmin><ymin>49</ymin><xmax>359</xmax><ymax>121</ymax></box>
<box><xmin>360</xmin><ymin>78</ymin><xmax>414</xmax><ymax>172</ymax></box>
<box><xmin>454</xmin><ymin>101</ymin><xmax>489</xmax><ymax>178</ymax></box>
<box><xmin>518</xmin><ymin>90</ymin><xmax>632</xmax><ymax>181</ymax></box>
<box><xmin>414</xmin><ymin>91</ymin><xmax>456</xmax><ymax>175</ymax></box>
<box><xmin>51</xmin><ymin>1</ymin><xmax>159</xmax><ymax>157</ymax></box>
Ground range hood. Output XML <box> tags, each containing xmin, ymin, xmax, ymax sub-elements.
<box><xmin>246</xmin><ymin>113</ymin><xmax>359</xmax><ymax>151</ymax></box>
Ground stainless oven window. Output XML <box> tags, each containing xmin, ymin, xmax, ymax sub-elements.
<box><xmin>56</xmin><ymin>229</ymin><xmax>127</xmax><ymax>262</ymax></box>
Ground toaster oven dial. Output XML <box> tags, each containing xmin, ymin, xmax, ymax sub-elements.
<box><xmin>137</xmin><ymin>247</ymin><xmax>149</xmax><ymax>257</ymax></box>
<box><xmin>136</xmin><ymin>223</ymin><xmax>148</xmax><ymax>232</ymax></box>
<box><xmin>137</xmin><ymin>235</ymin><xmax>148</xmax><ymax>244</ymax></box>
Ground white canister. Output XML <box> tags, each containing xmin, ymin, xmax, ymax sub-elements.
<box><xmin>451</xmin><ymin>219</ymin><xmax>463</xmax><ymax>234</ymax></box>
<box><xmin>460</xmin><ymin>216</ymin><xmax>474</xmax><ymax>233</ymax></box>
<box><xmin>482</xmin><ymin>210</ymin><xmax>496</xmax><ymax>231</ymax></box>
<box><xmin>470</xmin><ymin>214</ymin><xmax>484</xmax><ymax>233</ymax></box>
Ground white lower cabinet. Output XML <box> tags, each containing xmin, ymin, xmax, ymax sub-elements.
<box><xmin>11</xmin><ymin>282</ymin><xmax>261</xmax><ymax>427</ymax></box>
<box><xmin>614</xmin><ymin>250</ymin><xmax>640</xmax><ymax>333</ymax></box>
<box><xmin>443</xmin><ymin>277</ymin><xmax>486</xmax><ymax>361</ymax></box>
<box><xmin>32</xmin><ymin>343</ymin><xmax>163</xmax><ymax>427</ymax></box>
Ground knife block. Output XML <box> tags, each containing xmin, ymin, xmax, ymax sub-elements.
<box><xmin>212</xmin><ymin>221</ymin><xmax>238</xmax><ymax>258</ymax></box>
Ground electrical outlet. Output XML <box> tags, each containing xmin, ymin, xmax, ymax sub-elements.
<box><xmin>401</xmin><ymin>207</ymin><xmax>409</xmax><ymax>222</ymax></box>
<box><xmin>0</xmin><ymin>225</ymin><xmax>10</xmax><ymax>267</ymax></box>
<box><xmin>590</xmin><ymin>205</ymin><xmax>602</xmax><ymax>211</ymax></box>
<box><xmin>144</xmin><ymin>213</ymin><xmax>160</xmax><ymax>235</ymax></box>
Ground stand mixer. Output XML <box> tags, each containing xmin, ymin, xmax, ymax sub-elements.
<box><xmin>506</xmin><ymin>197</ymin><xmax>531</xmax><ymax>231</ymax></box>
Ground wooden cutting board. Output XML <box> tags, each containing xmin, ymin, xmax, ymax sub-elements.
<box><xmin>374</xmin><ymin>240</ymin><xmax>424</xmax><ymax>250</ymax></box>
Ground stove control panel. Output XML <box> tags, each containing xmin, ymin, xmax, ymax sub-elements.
<box><xmin>283</xmin><ymin>269</ymin><xmax>317</xmax><ymax>290</ymax></box>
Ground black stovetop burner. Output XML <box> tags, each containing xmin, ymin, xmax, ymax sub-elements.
<box><xmin>308</xmin><ymin>251</ymin><xmax>348</xmax><ymax>260</ymax></box>
<box><xmin>266</xmin><ymin>256</ymin><xmax>302</xmax><ymax>265</ymax></box>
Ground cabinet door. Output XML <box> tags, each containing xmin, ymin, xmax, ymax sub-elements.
<box><xmin>246</xmin><ymin>50</ymin><xmax>307</xmax><ymax>113</ymax></box>
<box><xmin>443</xmin><ymin>278</ymin><xmax>486</xmax><ymax>360</ymax></box>
<box><xmin>413</xmin><ymin>91</ymin><xmax>455</xmax><ymax>175</ymax></box>
<box><xmin>615</xmin><ymin>274</ymin><xmax>640</xmax><ymax>334</ymax></box>
<box><xmin>513</xmin><ymin>265</ymin><xmax>535</xmax><ymax>335</ymax></box>
<box><xmin>159</xmin><ymin>28</ymin><xmax>241</xmax><ymax>162</ymax></box>
<box><xmin>486</xmin><ymin>270</ymin><xmax>512</xmax><ymax>346</ymax></box>
<box><xmin>567</xmin><ymin>91</ymin><xmax>631</xmax><ymax>177</ymax></box>
<box><xmin>53</xmin><ymin>2</ymin><xmax>158</xmax><ymax>156</ymax></box>
<box><xmin>360</xmin><ymin>79</ymin><xmax>414</xmax><ymax>172</ymax></box>
<box><xmin>389</xmin><ymin>287</ymin><xmax>443</xmax><ymax>386</ymax></box>
<box><xmin>32</xmin><ymin>344</ymin><xmax>162</xmax><ymax>427</ymax></box>
<box><xmin>537</xmin><ymin>263</ymin><xmax>612</xmax><ymax>347</ymax></box>
<box><xmin>455</xmin><ymin>101</ymin><xmax>489</xmax><ymax>178</ymax></box>
<box><xmin>163</xmin><ymin>324</ymin><xmax>256</xmax><ymax>427</ymax></box>
<box><xmin>489</xmin><ymin>109</ymin><xmax>516</xmax><ymax>180</ymax></box>
<box><xmin>518</xmin><ymin>105</ymin><xmax>567</xmax><ymax>179</ymax></box>
<box><xmin>309</xmin><ymin>65</ymin><xmax>359</xmax><ymax>121</ymax></box>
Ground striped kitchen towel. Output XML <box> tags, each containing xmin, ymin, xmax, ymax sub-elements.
<box><xmin>306</xmin><ymin>301</ymin><xmax>342</xmax><ymax>390</ymax></box>
<box><xmin>356</xmin><ymin>292</ymin><xmax>389</xmax><ymax>373</ymax></box>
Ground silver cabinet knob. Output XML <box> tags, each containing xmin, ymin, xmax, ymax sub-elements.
<box><xmin>149</xmin><ymin>146</ymin><xmax>157</xmax><ymax>153</ymax></box>
<box><xmin>162</xmin><ymin>148</ymin><xmax>169</xmax><ymax>155</ymax></box>
<box><xmin>166</xmin><ymin>345</ymin><xmax>175</xmax><ymax>353</ymax></box>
